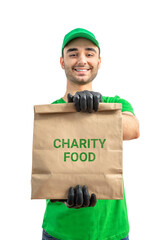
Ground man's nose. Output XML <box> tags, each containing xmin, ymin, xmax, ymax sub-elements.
<box><xmin>77</xmin><ymin>54</ymin><xmax>87</xmax><ymax>65</ymax></box>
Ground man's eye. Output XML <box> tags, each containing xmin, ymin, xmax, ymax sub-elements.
<box><xmin>87</xmin><ymin>53</ymin><xmax>93</xmax><ymax>57</ymax></box>
<box><xmin>69</xmin><ymin>54</ymin><xmax>77</xmax><ymax>57</ymax></box>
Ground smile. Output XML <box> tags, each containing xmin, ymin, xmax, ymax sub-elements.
<box><xmin>73</xmin><ymin>68</ymin><xmax>91</xmax><ymax>72</ymax></box>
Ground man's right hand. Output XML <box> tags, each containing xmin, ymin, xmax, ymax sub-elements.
<box><xmin>67</xmin><ymin>90</ymin><xmax>102</xmax><ymax>113</ymax></box>
<box><xmin>50</xmin><ymin>185</ymin><xmax>97</xmax><ymax>208</ymax></box>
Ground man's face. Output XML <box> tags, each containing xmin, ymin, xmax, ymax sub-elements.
<box><xmin>60</xmin><ymin>38</ymin><xmax>101</xmax><ymax>85</ymax></box>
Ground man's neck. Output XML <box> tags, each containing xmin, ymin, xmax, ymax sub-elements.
<box><xmin>62</xmin><ymin>80</ymin><xmax>93</xmax><ymax>102</ymax></box>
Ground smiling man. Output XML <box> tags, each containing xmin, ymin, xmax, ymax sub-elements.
<box><xmin>60</xmin><ymin>37</ymin><xmax>101</xmax><ymax>86</ymax></box>
<box><xmin>41</xmin><ymin>28</ymin><xmax>139</xmax><ymax>240</ymax></box>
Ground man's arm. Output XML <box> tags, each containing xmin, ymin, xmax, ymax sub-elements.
<box><xmin>122</xmin><ymin>111</ymin><xmax>140</xmax><ymax>140</ymax></box>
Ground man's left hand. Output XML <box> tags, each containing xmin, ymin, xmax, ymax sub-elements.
<box><xmin>67</xmin><ymin>90</ymin><xmax>102</xmax><ymax>113</ymax></box>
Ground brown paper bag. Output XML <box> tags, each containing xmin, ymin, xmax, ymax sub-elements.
<box><xmin>31</xmin><ymin>102</ymin><xmax>123</xmax><ymax>200</ymax></box>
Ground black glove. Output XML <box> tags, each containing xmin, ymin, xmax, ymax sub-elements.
<box><xmin>50</xmin><ymin>185</ymin><xmax>97</xmax><ymax>208</ymax></box>
<box><xmin>66</xmin><ymin>185</ymin><xmax>97</xmax><ymax>208</ymax></box>
<box><xmin>67</xmin><ymin>90</ymin><xmax>102</xmax><ymax>113</ymax></box>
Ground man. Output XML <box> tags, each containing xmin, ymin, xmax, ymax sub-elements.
<box><xmin>42</xmin><ymin>28</ymin><xmax>140</xmax><ymax>240</ymax></box>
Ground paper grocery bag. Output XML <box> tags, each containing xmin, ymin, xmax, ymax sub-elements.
<box><xmin>31</xmin><ymin>103</ymin><xmax>123</xmax><ymax>200</ymax></box>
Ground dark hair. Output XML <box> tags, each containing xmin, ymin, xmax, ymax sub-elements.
<box><xmin>62</xmin><ymin>49</ymin><xmax>64</xmax><ymax>58</ymax></box>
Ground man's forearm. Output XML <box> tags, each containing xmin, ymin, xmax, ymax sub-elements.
<box><xmin>122</xmin><ymin>112</ymin><xmax>140</xmax><ymax>140</ymax></box>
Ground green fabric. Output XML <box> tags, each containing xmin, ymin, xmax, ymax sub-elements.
<box><xmin>42</xmin><ymin>95</ymin><xmax>134</xmax><ymax>240</ymax></box>
<box><xmin>61</xmin><ymin>28</ymin><xmax>100</xmax><ymax>56</ymax></box>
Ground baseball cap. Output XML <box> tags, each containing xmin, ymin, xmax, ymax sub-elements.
<box><xmin>61</xmin><ymin>28</ymin><xmax>100</xmax><ymax>56</ymax></box>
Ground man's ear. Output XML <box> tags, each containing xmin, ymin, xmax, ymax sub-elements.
<box><xmin>98</xmin><ymin>57</ymin><xmax>101</xmax><ymax>69</ymax></box>
<box><xmin>60</xmin><ymin>57</ymin><xmax>65</xmax><ymax>69</ymax></box>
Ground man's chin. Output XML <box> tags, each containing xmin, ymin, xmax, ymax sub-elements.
<box><xmin>71</xmin><ymin>78</ymin><xmax>93</xmax><ymax>85</ymax></box>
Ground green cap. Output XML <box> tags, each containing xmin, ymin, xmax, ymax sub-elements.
<box><xmin>61</xmin><ymin>28</ymin><xmax>100</xmax><ymax>56</ymax></box>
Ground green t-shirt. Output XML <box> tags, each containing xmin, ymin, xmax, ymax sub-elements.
<box><xmin>42</xmin><ymin>95</ymin><xmax>135</xmax><ymax>240</ymax></box>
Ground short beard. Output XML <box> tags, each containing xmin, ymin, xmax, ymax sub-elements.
<box><xmin>64</xmin><ymin>64</ymin><xmax>98</xmax><ymax>85</ymax></box>
<box><xmin>65</xmin><ymin>73</ymin><xmax>97</xmax><ymax>85</ymax></box>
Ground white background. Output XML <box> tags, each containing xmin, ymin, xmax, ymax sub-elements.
<box><xmin>0</xmin><ymin>0</ymin><xmax>160</xmax><ymax>239</ymax></box>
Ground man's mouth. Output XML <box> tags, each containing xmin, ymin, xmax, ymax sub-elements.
<box><xmin>73</xmin><ymin>68</ymin><xmax>91</xmax><ymax>72</ymax></box>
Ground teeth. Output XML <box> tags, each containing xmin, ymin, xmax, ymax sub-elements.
<box><xmin>75</xmin><ymin>69</ymin><xmax>88</xmax><ymax>72</ymax></box>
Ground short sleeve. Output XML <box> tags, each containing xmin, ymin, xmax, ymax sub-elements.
<box><xmin>115</xmin><ymin>96</ymin><xmax>135</xmax><ymax>115</ymax></box>
<box><xmin>102</xmin><ymin>95</ymin><xmax>135</xmax><ymax>115</ymax></box>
